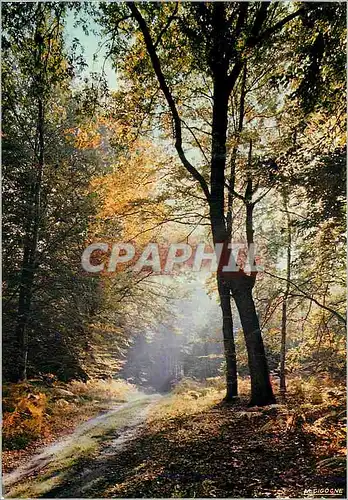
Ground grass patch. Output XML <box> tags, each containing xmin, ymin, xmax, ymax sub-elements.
<box><xmin>67</xmin><ymin>378</ymin><xmax>137</xmax><ymax>403</ymax></box>
<box><xmin>149</xmin><ymin>381</ymin><xmax>223</xmax><ymax>423</ymax></box>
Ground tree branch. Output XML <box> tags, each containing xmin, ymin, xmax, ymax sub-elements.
<box><xmin>153</xmin><ymin>3</ymin><xmax>178</xmax><ymax>49</ymax></box>
<box><xmin>227</xmin><ymin>60</ymin><xmax>244</xmax><ymax>92</ymax></box>
<box><xmin>225</xmin><ymin>181</ymin><xmax>245</xmax><ymax>202</ymax></box>
<box><xmin>128</xmin><ymin>3</ymin><xmax>211</xmax><ymax>203</ymax></box>
<box><xmin>253</xmin><ymin>7</ymin><xmax>305</xmax><ymax>46</ymax></box>
<box><xmin>264</xmin><ymin>270</ymin><xmax>346</xmax><ymax>325</ymax></box>
<box><xmin>253</xmin><ymin>183</ymin><xmax>275</xmax><ymax>205</ymax></box>
<box><xmin>182</xmin><ymin>119</ymin><xmax>210</xmax><ymax>164</ymax></box>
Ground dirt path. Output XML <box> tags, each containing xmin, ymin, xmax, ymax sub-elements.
<box><xmin>4</xmin><ymin>392</ymin><xmax>345</xmax><ymax>498</ymax></box>
<box><xmin>3</xmin><ymin>393</ymin><xmax>162</xmax><ymax>498</ymax></box>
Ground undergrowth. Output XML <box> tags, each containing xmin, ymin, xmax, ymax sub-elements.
<box><xmin>103</xmin><ymin>374</ymin><xmax>345</xmax><ymax>498</ymax></box>
<box><xmin>149</xmin><ymin>374</ymin><xmax>346</xmax><ymax>465</ymax></box>
<box><xmin>2</xmin><ymin>378</ymin><xmax>136</xmax><ymax>451</ymax></box>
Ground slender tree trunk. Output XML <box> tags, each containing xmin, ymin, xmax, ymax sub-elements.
<box><xmin>218</xmin><ymin>62</ymin><xmax>247</xmax><ymax>401</ymax></box>
<box><xmin>220</xmin><ymin>142</ymin><xmax>239</xmax><ymax>401</ymax></box>
<box><xmin>226</xmin><ymin>63</ymin><xmax>246</xmax><ymax>236</ymax></box>
<box><xmin>15</xmin><ymin>260</ymin><xmax>35</xmax><ymax>381</ymax></box>
<box><xmin>280</xmin><ymin>188</ymin><xmax>291</xmax><ymax>397</ymax></box>
<box><xmin>203</xmin><ymin>339</ymin><xmax>208</xmax><ymax>380</ymax></box>
<box><xmin>209</xmin><ymin>65</ymin><xmax>240</xmax><ymax>401</ymax></box>
<box><xmin>232</xmin><ymin>278</ymin><xmax>275</xmax><ymax>406</ymax></box>
<box><xmin>279</xmin><ymin>299</ymin><xmax>287</xmax><ymax>395</ymax></box>
<box><xmin>218</xmin><ymin>275</ymin><xmax>238</xmax><ymax>400</ymax></box>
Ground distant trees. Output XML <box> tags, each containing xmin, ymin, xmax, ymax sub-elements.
<box><xmin>2</xmin><ymin>3</ymin><xmax>168</xmax><ymax>382</ymax></box>
<box><xmin>2</xmin><ymin>3</ymin><xmax>105</xmax><ymax>381</ymax></box>
<box><xmin>121</xmin><ymin>309</ymin><xmax>225</xmax><ymax>392</ymax></box>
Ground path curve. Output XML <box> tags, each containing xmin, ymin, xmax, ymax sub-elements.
<box><xmin>4</xmin><ymin>392</ymin><xmax>161</xmax><ymax>498</ymax></box>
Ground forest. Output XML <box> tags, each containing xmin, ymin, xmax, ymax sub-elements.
<box><xmin>2</xmin><ymin>2</ymin><xmax>346</xmax><ymax>499</ymax></box>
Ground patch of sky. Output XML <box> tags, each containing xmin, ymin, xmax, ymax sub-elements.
<box><xmin>64</xmin><ymin>8</ymin><xmax>117</xmax><ymax>90</ymax></box>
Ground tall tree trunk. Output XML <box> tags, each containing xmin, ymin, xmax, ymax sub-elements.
<box><xmin>15</xmin><ymin>258</ymin><xmax>35</xmax><ymax>381</ymax></box>
<box><xmin>219</xmin><ymin>62</ymin><xmax>247</xmax><ymax>401</ymax></box>
<box><xmin>218</xmin><ymin>275</ymin><xmax>238</xmax><ymax>400</ymax></box>
<box><xmin>226</xmin><ymin>142</ymin><xmax>275</xmax><ymax>406</ymax></box>
<box><xmin>209</xmin><ymin>51</ymin><xmax>240</xmax><ymax>400</ymax></box>
<box><xmin>231</xmin><ymin>276</ymin><xmax>275</xmax><ymax>406</ymax></box>
<box><xmin>279</xmin><ymin>188</ymin><xmax>291</xmax><ymax>397</ymax></box>
<box><xmin>210</xmin><ymin>69</ymin><xmax>274</xmax><ymax>405</ymax></box>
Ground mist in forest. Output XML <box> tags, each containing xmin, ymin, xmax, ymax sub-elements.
<box><xmin>120</xmin><ymin>275</ymin><xmax>241</xmax><ymax>392</ymax></box>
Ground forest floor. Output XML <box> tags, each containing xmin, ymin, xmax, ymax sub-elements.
<box><xmin>3</xmin><ymin>377</ymin><xmax>346</xmax><ymax>499</ymax></box>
